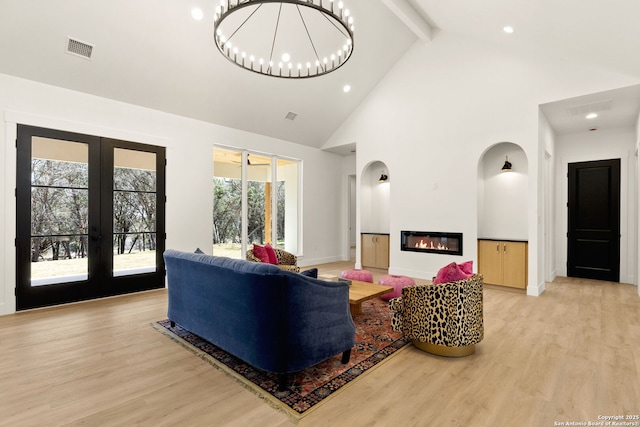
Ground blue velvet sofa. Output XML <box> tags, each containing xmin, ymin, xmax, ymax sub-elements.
<box><xmin>163</xmin><ymin>249</ymin><xmax>356</xmax><ymax>389</ymax></box>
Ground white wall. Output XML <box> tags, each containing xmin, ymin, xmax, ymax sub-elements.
<box><xmin>637</xmin><ymin>111</ymin><xmax>640</xmax><ymax>294</ymax></box>
<box><xmin>0</xmin><ymin>73</ymin><xmax>345</xmax><ymax>315</ymax></box>
<box><xmin>325</xmin><ymin>30</ymin><xmax>640</xmax><ymax>290</ymax></box>
<box><xmin>539</xmin><ymin>110</ymin><xmax>557</xmax><ymax>285</ymax></box>
<box><xmin>341</xmin><ymin>154</ymin><xmax>357</xmax><ymax>260</ymax></box>
<box><xmin>361</xmin><ymin>161</ymin><xmax>390</xmax><ymax>233</ymax></box>
<box><xmin>554</xmin><ymin>127</ymin><xmax>637</xmax><ymax>284</ymax></box>
<box><xmin>478</xmin><ymin>143</ymin><xmax>528</xmax><ymax>241</ymax></box>
<box><xmin>349</xmin><ymin>175</ymin><xmax>356</xmax><ymax>247</ymax></box>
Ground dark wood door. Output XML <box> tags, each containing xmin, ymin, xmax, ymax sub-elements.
<box><xmin>567</xmin><ymin>159</ymin><xmax>620</xmax><ymax>282</ymax></box>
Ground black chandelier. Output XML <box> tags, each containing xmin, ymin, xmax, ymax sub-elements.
<box><xmin>214</xmin><ymin>0</ymin><xmax>355</xmax><ymax>79</ymax></box>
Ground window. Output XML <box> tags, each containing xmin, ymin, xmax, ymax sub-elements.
<box><xmin>30</xmin><ymin>137</ymin><xmax>90</xmax><ymax>285</ymax></box>
<box><xmin>213</xmin><ymin>147</ymin><xmax>300</xmax><ymax>259</ymax></box>
<box><xmin>112</xmin><ymin>148</ymin><xmax>158</xmax><ymax>276</ymax></box>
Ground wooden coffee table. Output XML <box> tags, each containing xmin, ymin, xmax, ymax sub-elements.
<box><xmin>348</xmin><ymin>280</ymin><xmax>393</xmax><ymax>316</ymax></box>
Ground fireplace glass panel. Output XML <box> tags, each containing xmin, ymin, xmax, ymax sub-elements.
<box><xmin>400</xmin><ymin>231</ymin><xmax>463</xmax><ymax>256</ymax></box>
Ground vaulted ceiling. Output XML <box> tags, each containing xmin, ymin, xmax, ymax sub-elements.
<box><xmin>1</xmin><ymin>0</ymin><xmax>639</xmax><ymax>149</ymax></box>
<box><xmin>0</xmin><ymin>0</ymin><xmax>418</xmax><ymax>148</ymax></box>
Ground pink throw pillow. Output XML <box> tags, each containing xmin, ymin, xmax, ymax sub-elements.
<box><xmin>458</xmin><ymin>260</ymin><xmax>473</xmax><ymax>275</ymax></box>
<box><xmin>433</xmin><ymin>262</ymin><xmax>472</xmax><ymax>284</ymax></box>
<box><xmin>264</xmin><ymin>243</ymin><xmax>279</xmax><ymax>265</ymax></box>
<box><xmin>252</xmin><ymin>244</ymin><xmax>270</xmax><ymax>263</ymax></box>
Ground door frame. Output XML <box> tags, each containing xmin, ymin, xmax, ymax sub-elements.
<box><xmin>15</xmin><ymin>124</ymin><xmax>166</xmax><ymax>310</ymax></box>
<box><xmin>566</xmin><ymin>158</ymin><xmax>621</xmax><ymax>282</ymax></box>
<box><xmin>2</xmin><ymin>113</ymin><xmax>172</xmax><ymax>315</ymax></box>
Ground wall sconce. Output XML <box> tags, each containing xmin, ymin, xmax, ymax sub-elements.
<box><xmin>378</xmin><ymin>171</ymin><xmax>388</xmax><ymax>182</ymax></box>
<box><xmin>501</xmin><ymin>156</ymin><xmax>512</xmax><ymax>172</ymax></box>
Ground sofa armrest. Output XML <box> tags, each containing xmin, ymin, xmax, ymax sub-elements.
<box><xmin>278</xmin><ymin>264</ymin><xmax>300</xmax><ymax>273</ymax></box>
<box><xmin>274</xmin><ymin>248</ymin><xmax>297</xmax><ymax>266</ymax></box>
<box><xmin>281</xmin><ymin>274</ymin><xmax>356</xmax><ymax>372</ymax></box>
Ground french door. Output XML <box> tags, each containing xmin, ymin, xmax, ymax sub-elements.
<box><xmin>16</xmin><ymin>125</ymin><xmax>166</xmax><ymax>310</ymax></box>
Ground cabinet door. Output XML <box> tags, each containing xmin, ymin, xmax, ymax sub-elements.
<box><xmin>361</xmin><ymin>234</ymin><xmax>377</xmax><ymax>267</ymax></box>
<box><xmin>478</xmin><ymin>240</ymin><xmax>503</xmax><ymax>285</ymax></box>
<box><xmin>502</xmin><ymin>241</ymin><xmax>527</xmax><ymax>289</ymax></box>
<box><xmin>376</xmin><ymin>234</ymin><xmax>390</xmax><ymax>269</ymax></box>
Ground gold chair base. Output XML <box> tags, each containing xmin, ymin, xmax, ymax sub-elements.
<box><xmin>412</xmin><ymin>340</ymin><xmax>476</xmax><ymax>357</ymax></box>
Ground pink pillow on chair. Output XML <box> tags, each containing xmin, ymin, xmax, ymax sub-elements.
<box><xmin>252</xmin><ymin>244</ymin><xmax>270</xmax><ymax>263</ymax></box>
<box><xmin>433</xmin><ymin>262</ymin><xmax>473</xmax><ymax>284</ymax></box>
<box><xmin>264</xmin><ymin>243</ymin><xmax>279</xmax><ymax>265</ymax></box>
<box><xmin>458</xmin><ymin>260</ymin><xmax>473</xmax><ymax>275</ymax></box>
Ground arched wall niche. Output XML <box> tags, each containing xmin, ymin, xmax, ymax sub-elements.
<box><xmin>477</xmin><ymin>142</ymin><xmax>529</xmax><ymax>241</ymax></box>
<box><xmin>360</xmin><ymin>160</ymin><xmax>390</xmax><ymax>234</ymax></box>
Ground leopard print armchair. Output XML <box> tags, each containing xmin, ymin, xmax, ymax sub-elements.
<box><xmin>246</xmin><ymin>248</ymin><xmax>300</xmax><ymax>273</ymax></box>
<box><xmin>389</xmin><ymin>274</ymin><xmax>484</xmax><ymax>356</ymax></box>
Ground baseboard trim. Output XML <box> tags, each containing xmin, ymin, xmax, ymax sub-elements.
<box><xmin>527</xmin><ymin>281</ymin><xmax>545</xmax><ymax>297</ymax></box>
<box><xmin>298</xmin><ymin>255</ymin><xmax>345</xmax><ymax>268</ymax></box>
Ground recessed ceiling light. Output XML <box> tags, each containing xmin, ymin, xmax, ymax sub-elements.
<box><xmin>503</xmin><ymin>26</ymin><xmax>514</xmax><ymax>34</ymax></box>
<box><xmin>191</xmin><ymin>7</ymin><xmax>204</xmax><ymax>21</ymax></box>
<box><xmin>343</xmin><ymin>84</ymin><xmax>351</xmax><ymax>93</ymax></box>
<box><xmin>586</xmin><ymin>113</ymin><xmax>598</xmax><ymax>119</ymax></box>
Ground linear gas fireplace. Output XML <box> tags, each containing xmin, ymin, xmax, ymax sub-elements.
<box><xmin>401</xmin><ymin>231</ymin><xmax>463</xmax><ymax>256</ymax></box>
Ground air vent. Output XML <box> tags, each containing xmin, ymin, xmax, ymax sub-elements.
<box><xmin>284</xmin><ymin>112</ymin><xmax>298</xmax><ymax>121</ymax></box>
<box><xmin>66</xmin><ymin>37</ymin><xmax>94</xmax><ymax>59</ymax></box>
<box><xmin>565</xmin><ymin>99</ymin><xmax>612</xmax><ymax>117</ymax></box>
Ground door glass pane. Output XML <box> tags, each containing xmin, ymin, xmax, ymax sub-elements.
<box><xmin>276</xmin><ymin>158</ymin><xmax>299</xmax><ymax>253</ymax></box>
<box><xmin>212</xmin><ymin>147</ymin><xmax>243</xmax><ymax>258</ymax></box>
<box><xmin>113</xmin><ymin>148</ymin><xmax>157</xmax><ymax>276</ymax></box>
<box><xmin>30</xmin><ymin>137</ymin><xmax>89</xmax><ymax>285</ymax></box>
<box><xmin>247</xmin><ymin>153</ymin><xmax>273</xmax><ymax>246</ymax></box>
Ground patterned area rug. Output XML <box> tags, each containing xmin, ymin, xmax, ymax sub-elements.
<box><xmin>153</xmin><ymin>298</ymin><xmax>410</xmax><ymax>422</ymax></box>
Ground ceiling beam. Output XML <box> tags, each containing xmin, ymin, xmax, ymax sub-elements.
<box><xmin>381</xmin><ymin>0</ymin><xmax>432</xmax><ymax>42</ymax></box>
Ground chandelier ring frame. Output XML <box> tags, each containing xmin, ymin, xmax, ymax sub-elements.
<box><xmin>214</xmin><ymin>0</ymin><xmax>355</xmax><ymax>79</ymax></box>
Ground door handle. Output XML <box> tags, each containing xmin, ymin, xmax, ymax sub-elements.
<box><xmin>504</xmin><ymin>244</ymin><xmax>507</xmax><ymax>253</ymax></box>
<box><xmin>90</xmin><ymin>234</ymin><xmax>102</xmax><ymax>242</ymax></box>
<box><xmin>496</xmin><ymin>244</ymin><xmax>499</xmax><ymax>253</ymax></box>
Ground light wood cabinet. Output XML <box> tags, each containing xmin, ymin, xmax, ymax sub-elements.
<box><xmin>478</xmin><ymin>240</ymin><xmax>527</xmax><ymax>289</ymax></box>
<box><xmin>361</xmin><ymin>233</ymin><xmax>389</xmax><ymax>269</ymax></box>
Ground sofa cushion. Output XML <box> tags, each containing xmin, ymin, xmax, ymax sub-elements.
<box><xmin>264</xmin><ymin>243</ymin><xmax>279</xmax><ymax>265</ymax></box>
<box><xmin>194</xmin><ymin>247</ymin><xmax>204</xmax><ymax>254</ymax></box>
<box><xmin>433</xmin><ymin>262</ymin><xmax>472</xmax><ymax>284</ymax></box>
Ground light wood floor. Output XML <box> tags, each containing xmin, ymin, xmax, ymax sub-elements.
<box><xmin>1</xmin><ymin>260</ymin><xmax>639</xmax><ymax>427</ymax></box>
